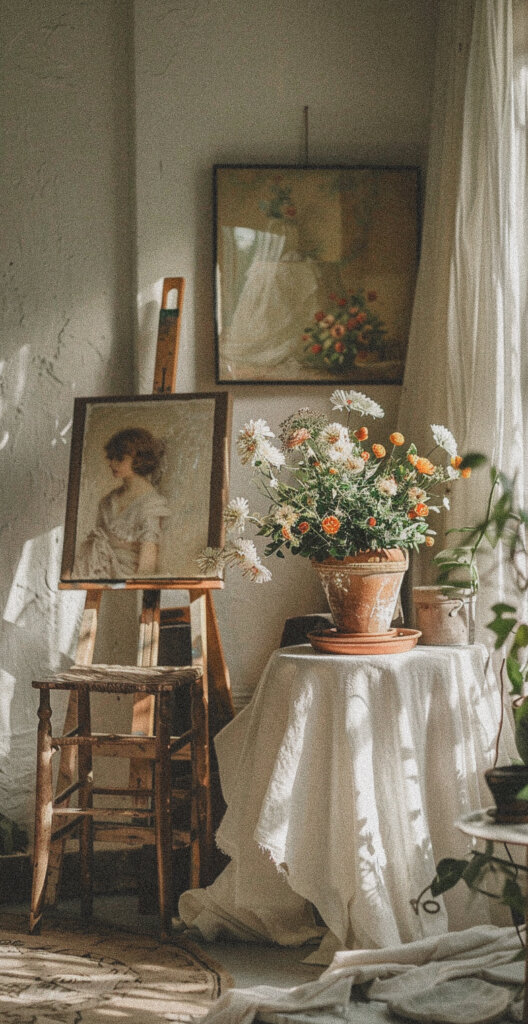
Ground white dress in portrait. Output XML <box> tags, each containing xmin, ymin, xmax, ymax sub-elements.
<box><xmin>73</xmin><ymin>487</ymin><xmax>171</xmax><ymax>578</ymax></box>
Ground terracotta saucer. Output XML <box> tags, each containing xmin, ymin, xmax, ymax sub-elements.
<box><xmin>307</xmin><ymin>627</ymin><xmax>422</xmax><ymax>655</ymax></box>
<box><xmin>315</xmin><ymin>627</ymin><xmax>398</xmax><ymax>643</ymax></box>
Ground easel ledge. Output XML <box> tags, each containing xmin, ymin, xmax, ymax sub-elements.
<box><xmin>59</xmin><ymin>578</ymin><xmax>225</xmax><ymax>591</ymax></box>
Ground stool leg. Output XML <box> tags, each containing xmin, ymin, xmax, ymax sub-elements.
<box><xmin>155</xmin><ymin>690</ymin><xmax>173</xmax><ymax>940</ymax></box>
<box><xmin>77</xmin><ymin>688</ymin><xmax>93</xmax><ymax>922</ymax></box>
<box><xmin>190</xmin><ymin>672</ymin><xmax>212</xmax><ymax>888</ymax></box>
<box><xmin>30</xmin><ymin>689</ymin><xmax>53</xmax><ymax>933</ymax></box>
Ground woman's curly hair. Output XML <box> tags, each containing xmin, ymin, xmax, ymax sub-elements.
<box><xmin>104</xmin><ymin>427</ymin><xmax>165</xmax><ymax>478</ymax></box>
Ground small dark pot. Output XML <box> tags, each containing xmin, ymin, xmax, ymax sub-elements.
<box><xmin>485</xmin><ymin>764</ymin><xmax>528</xmax><ymax>823</ymax></box>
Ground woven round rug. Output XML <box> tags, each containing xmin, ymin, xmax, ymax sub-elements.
<box><xmin>0</xmin><ymin>916</ymin><xmax>231</xmax><ymax>1023</ymax></box>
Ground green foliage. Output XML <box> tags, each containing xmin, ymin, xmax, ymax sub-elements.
<box><xmin>417</xmin><ymin>848</ymin><xmax>527</xmax><ymax>931</ymax></box>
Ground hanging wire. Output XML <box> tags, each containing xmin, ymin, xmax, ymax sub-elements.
<box><xmin>303</xmin><ymin>106</ymin><xmax>309</xmax><ymax>165</ymax></box>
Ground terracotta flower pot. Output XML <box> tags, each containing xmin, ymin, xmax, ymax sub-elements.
<box><xmin>484</xmin><ymin>764</ymin><xmax>528</xmax><ymax>823</ymax></box>
<box><xmin>311</xmin><ymin>549</ymin><xmax>408</xmax><ymax>634</ymax></box>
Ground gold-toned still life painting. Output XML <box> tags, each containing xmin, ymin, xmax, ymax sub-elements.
<box><xmin>214</xmin><ymin>164</ymin><xmax>420</xmax><ymax>385</ymax></box>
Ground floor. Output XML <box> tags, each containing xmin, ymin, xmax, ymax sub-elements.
<box><xmin>1</xmin><ymin>893</ymin><xmax>322</xmax><ymax>991</ymax></box>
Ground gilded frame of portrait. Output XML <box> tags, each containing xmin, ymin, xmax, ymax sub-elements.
<box><xmin>60</xmin><ymin>392</ymin><xmax>231</xmax><ymax>588</ymax></box>
<box><xmin>214</xmin><ymin>164</ymin><xmax>420</xmax><ymax>385</ymax></box>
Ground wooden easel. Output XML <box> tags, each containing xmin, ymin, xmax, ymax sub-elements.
<box><xmin>45</xmin><ymin>277</ymin><xmax>234</xmax><ymax>904</ymax></box>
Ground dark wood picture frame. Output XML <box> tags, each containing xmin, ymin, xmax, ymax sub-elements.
<box><xmin>214</xmin><ymin>163</ymin><xmax>420</xmax><ymax>385</ymax></box>
<box><xmin>60</xmin><ymin>392</ymin><xmax>231</xmax><ymax>588</ymax></box>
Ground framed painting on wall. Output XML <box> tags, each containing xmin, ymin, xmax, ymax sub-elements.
<box><xmin>60</xmin><ymin>392</ymin><xmax>231</xmax><ymax>586</ymax></box>
<box><xmin>214</xmin><ymin>164</ymin><xmax>420</xmax><ymax>385</ymax></box>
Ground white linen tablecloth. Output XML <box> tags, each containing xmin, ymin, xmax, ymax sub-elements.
<box><xmin>179</xmin><ymin>644</ymin><xmax>515</xmax><ymax>952</ymax></box>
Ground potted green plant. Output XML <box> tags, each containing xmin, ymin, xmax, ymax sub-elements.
<box><xmin>413</xmin><ymin>459</ymin><xmax>528</xmax><ymax>930</ymax></box>
<box><xmin>198</xmin><ymin>390</ymin><xmax>468</xmax><ymax>637</ymax></box>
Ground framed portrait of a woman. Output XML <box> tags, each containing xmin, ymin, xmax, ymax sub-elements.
<box><xmin>60</xmin><ymin>392</ymin><xmax>231</xmax><ymax>586</ymax></box>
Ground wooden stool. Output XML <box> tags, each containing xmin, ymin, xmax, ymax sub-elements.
<box><xmin>29</xmin><ymin>665</ymin><xmax>211</xmax><ymax>940</ymax></box>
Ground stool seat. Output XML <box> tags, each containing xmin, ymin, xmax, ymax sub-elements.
<box><xmin>30</xmin><ymin>663</ymin><xmax>211</xmax><ymax>940</ymax></box>
<box><xmin>33</xmin><ymin>664</ymin><xmax>202</xmax><ymax>692</ymax></box>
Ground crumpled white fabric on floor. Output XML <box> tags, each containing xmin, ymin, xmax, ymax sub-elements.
<box><xmin>201</xmin><ymin>925</ymin><xmax>524</xmax><ymax>1024</ymax></box>
<box><xmin>179</xmin><ymin>644</ymin><xmax>514</xmax><ymax>952</ymax></box>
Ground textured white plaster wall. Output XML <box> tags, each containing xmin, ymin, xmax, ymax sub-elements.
<box><xmin>133</xmin><ymin>0</ymin><xmax>438</xmax><ymax>706</ymax></box>
<box><xmin>0</xmin><ymin>0</ymin><xmax>137</xmax><ymax>827</ymax></box>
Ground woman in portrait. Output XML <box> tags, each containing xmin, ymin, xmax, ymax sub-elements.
<box><xmin>74</xmin><ymin>427</ymin><xmax>170</xmax><ymax>578</ymax></box>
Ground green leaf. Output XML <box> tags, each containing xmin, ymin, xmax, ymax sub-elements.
<box><xmin>513</xmin><ymin>624</ymin><xmax>528</xmax><ymax>649</ymax></box>
<box><xmin>459</xmin><ymin>452</ymin><xmax>487</xmax><ymax>470</ymax></box>
<box><xmin>430</xmin><ymin>858</ymin><xmax>468</xmax><ymax>896</ymax></box>
<box><xmin>501</xmin><ymin>877</ymin><xmax>526</xmax><ymax>919</ymax></box>
<box><xmin>461</xmin><ymin>853</ymin><xmax>490</xmax><ymax>888</ymax></box>
<box><xmin>507</xmin><ymin>655</ymin><xmax>524</xmax><ymax>692</ymax></box>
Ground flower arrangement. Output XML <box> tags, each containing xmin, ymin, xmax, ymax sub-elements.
<box><xmin>198</xmin><ymin>391</ymin><xmax>469</xmax><ymax>583</ymax></box>
<box><xmin>301</xmin><ymin>289</ymin><xmax>390</xmax><ymax>374</ymax></box>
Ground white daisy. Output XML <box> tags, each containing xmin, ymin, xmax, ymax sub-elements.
<box><xmin>431</xmin><ymin>424</ymin><xmax>458</xmax><ymax>458</ymax></box>
<box><xmin>259</xmin><ymin>440</ymin><xmax>286</xmax><ymax>469</ymax></box>
<box><xmin>196</xmin><ymin>547</ymin><xmax>225</xmax><ymax>576</ymax></box>
<box><xmin>327</xmin><ymin>440</ymin><xmax>355</xmax><ymax>464</ymax></box>
<box><xmin>246</xmin><ymin>561</ymin><xmax>272</xmax><ymax>584</ymax></box>
<box><xmin>345</xmin><ymin>455</ymin><xmax>365</xmax><ymax>475</ymax></box>
<box><xmin>330</xmin><ymin>389</ymin><xmax>384</xmax><ymax>419</ymax></box>
<box><xmin>408</xmin><ymin>485</ymin><xmax>426</xmax><ymax>503</ymax></box>
<box><xmin>274</xmin><ymin>504</ymin><xmax>298</xmax><ymax>527</ymax></box>
<box><xmin>320</xmin><ymin>422</ymin><xmax>350</xmax><ymax>448</ymax></box>
<box><xmin>226</xmin><ymin>538</ymin><xmax>259</xmax><ymax>566</ymax></box>
<box><xmin>224</xmin><ymin>497</ymin><xmax>250</xmax><ymax>533</ymax></box>
<box><xmin>237</xmin><ymin>419</ymin><xmax>275</xmax><ymax>464</ymax></box>
<box><xmin>376</xmin><ymin>476</ymin><xmax>398</xmax><ymax>497</ymax></box>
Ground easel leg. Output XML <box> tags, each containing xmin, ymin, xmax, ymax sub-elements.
<box><xmin>155</xmin><ymin>690</ymin><xmax>173</xmax><ymax>940</ymax></box>
<box><xmin>190</xmin><ymin>592</ymin><xmax>212</xmax><ymax>887</ymax></box>
<box><xmin>78</xmin><ymin>689</ymin><xmax>94</xmax><ymax>922</ymax></box>
<box><xmin>30</xmin><ymin>690</ymin><xmax>53</xmax><ymax>933</ymax></box>
<box><xmin>44</xmin><ymin>590</ymin><xmax>102</xmax><ymax>908</ymax></box>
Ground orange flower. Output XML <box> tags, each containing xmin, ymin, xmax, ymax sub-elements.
<box><xmin>461</xmin><ymin>467</ymin><xmax>471</xmax><ymax>478</ymax></box>
<box><xmin>451</xmin><ymin>455</ymin><xmax>463</xmax><ymax>469</ymax></box>
<box><xmin>284</xmin><ymin>427</ymin><xmax>311</xmax><ymax>449</ymax></box>
<box><xmin>314</xmin><ymin>311</ymin><xmax>325</xmax><ymax>322</ymax></box>
<box><xmin>367</xmin><ymin>516</ymin><xmax>377</xmax><ymax>526</ymax></box>
<box><xmin>414</xmin><ymin>503</ymin><xmax>429</xmax><ymax>517</ymax></box>
<box><xmin>407</xmin><ymin>454</ymin><xmax>418</xmax><ymax>466</ymax></box>
<box><xmin>311</xmin><ymin>343</ymin><xmax>322</xmax><ymax>354</ymax></box>
<box><xmin>354</xmin><ymin>426</ymin><xmax>368</xmax><ymax>441</ymax></box>
<box><xmin>329</xmin><ymin>467</ymin><xmax>338</xmax><ymax>475</ymax></box>
<box><xmin>389</xmin><ymin>432</ymin><xmax>405</xmax><ymax>446</ymax></box>
<box><xmin>298</xmin><ymin>521</ymin><xmax>310</xmax><ymax>534</ymax></box>
<box><xmin>334</xmin><ymin>341</ymin><xmax>345</xmax><ymax>353</ymax></box>
<box><xmin>372</xmin><ymin>444</ymin><xmax>386</xmax><ymax>458</ymax></box>
<box><xmin>425</xmin><ymin>536</ymin><xmax>435</xmax><ymax>547</ymax></box>
<box><xmin>408</xmin><ymin>510</ymin><xmax>417</xmax><ymax>519</ymax></box>
<box><xmin>415</xmin><ymin>457</ymin><xmax>435</xmax><ymax>475</ymax></box>
<box><xmin>321</xmin><ymin>516</ymin><xmax>340</xmax><ymax>535</ymax></box>
<box><xmin>330</xmin><ymin>323</ymin><xmax>346</xmax><ymax>339</ymax></box>
<box><xmin>361</xmin><ymin>451</ymin><xmax>370</xmax><ymax>461</ymax></box>
<box><xmin>281</xmin><ymin>526</ymin><xmax>292</xmax><ymax>540</ymax></box>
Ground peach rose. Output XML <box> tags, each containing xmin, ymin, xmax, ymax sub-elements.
<box><xmin>354</xmin><ymin>426</ymin><xmax>368</xmax><ymax>441</ymax></box>
<box><xmin>415</xmin><ymin>457</ymin><xmax>435</xmax><ymax>475</ymax></box>
<box><xmin>389</xmin><ymin>432</ymin><xmax>405</xmax><ymax>446</ymax></box>
<box><xmin>372</xmin><ymin>443</ymin><xmax>386</xmax><ymax>458</ymax></box>
<box><xmin>321</xmin><ymin>516</ymin><xmax>340</xmax><ymax>535</ymax></box>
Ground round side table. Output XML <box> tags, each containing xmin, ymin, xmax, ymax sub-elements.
<box><xmin>457</xmin><ymin>809</ymin><xmax>528</xmax><ymax>1023</ymax></box>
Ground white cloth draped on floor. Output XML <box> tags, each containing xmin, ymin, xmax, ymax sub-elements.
<box><xmin>202</xmin><ymin>925</ymin><xmax>524</xmax><ymax>1024</ymax></box>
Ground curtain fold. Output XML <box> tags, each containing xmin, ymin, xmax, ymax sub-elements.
<box><xmin>399</xmin><ymin>0</ymin><xmax>527</xmax><ymax>642</ymax></box>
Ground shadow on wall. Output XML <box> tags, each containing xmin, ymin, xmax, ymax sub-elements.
<box><xmin>0</xmin><ymin>527</ymin><xmax>86</xmax><ymax>831</ymax></box>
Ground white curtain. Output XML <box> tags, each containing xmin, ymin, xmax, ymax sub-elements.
<box><xmin>399</xmin><ymin>0</ymin><xmax>528</xmax><ymax>640</ymax></box>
